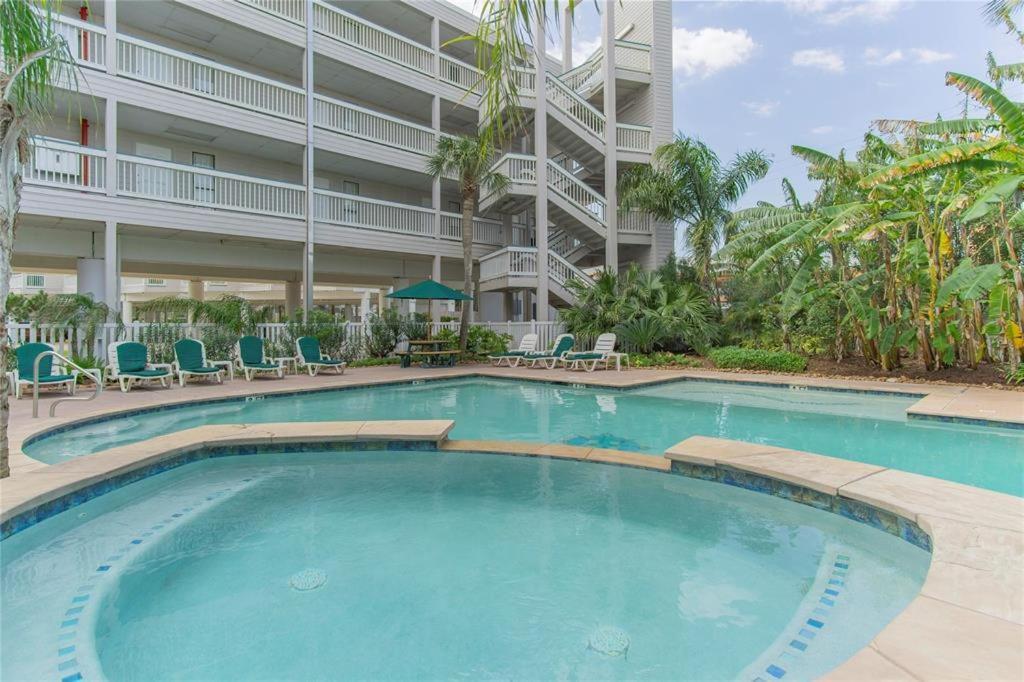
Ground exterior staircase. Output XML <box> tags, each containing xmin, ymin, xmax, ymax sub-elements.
<box><xmin>478</xmin><ymin>246</ymin><xmax>594</xmax><ymax>307</ymax></box>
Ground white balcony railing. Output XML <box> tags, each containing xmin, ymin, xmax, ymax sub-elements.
<box><xmin>616</xmin><ymin>124</ymin><xmax>652</xmax><ymax>153</ymax></box>
<box><xmin>313</xmin><ymin>1</ymin><xmax>434</xmax><ymax>74</ymax></box>
<box><xmin>547</xmin><ymin>159</ymin><xmax>606</xmax><ymax>224</ymax></box>
<box><xmin>480</xmin><ymin>246</ymin><xmax>538</xmax><ymax>281</ymax></box>
<box><xmin>26</xmin><ymin>138</ymin><xmax>106</xmax><ymax>192</ymax></box>
<box><xmin>546</xmin><ymin>74</ymin><xmax>604</xmax><ymax>142</ymax></box>
<box><xmin>440</xmin><ymin>212</ymin><xmax>504</xmax><ymax>246</ymax></box>
<box><xmin>440</xmin><ymin>54</ymin><xmax>481</xmax><ymax>91</ymax></box>
<box><xmin>493</xmin><ymin>153</ymin><xmax>538</xmax><ymax>184</ymax></box>
<box><xmin>548</xmin><ymin>250</ymin><xmax>593</xmax><ymax>289</ymax></box>
<box><xmin>315</xmin><ymin>190</ymin><xmax>434</xmax><ymax>238</ymax></box>
<box><xmin>619</xmin><ymin>210</ymin><xmax>654</xmax><ymax>234</ymax></box>
<box><xmin>559</xmin><ymin>39</ymin><xmax>652</xmax><ymax>95</ymax></box>
<box><xmin>314</xmin><ymin>95</ymin><xmax>436</xmax><ymax>155</ymax></box>
<box><xmin>117</xmin><ymin>155</ymin><xmax>306</xmax><ymax>218</ymax></box>
<box><xmin>117</xmin><ymin>36</ymin><xmax>306</xmax><ymax>121</ymax></box>
<box><xmin>54</xmin><ymin>14</ymin><xmax>106</xmax><ymax>69</ymax></box>
<box><xmin>237</xmin><ymin>0</ymin><xmax>306</xmax><ymax>24</ymax></box>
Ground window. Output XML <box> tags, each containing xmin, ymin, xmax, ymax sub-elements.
<box><xmin>146</xmin><ymin>278</ymin><xmax>166</xmax><ymax>286</ymax></box>
<box><xmin>342</xmin><ymin>181</ymin><xmax>360</xmax><ymax>222</ymax></box>
<box><xmin>25</xmin><ymin>274</ymin><xmax>44</xmax><ymax>288</ymax></box>
<box><xmin>192</xmin><ymin>153</ymin><xmax>215</xmax><ymax>204</ymax></box>
<box><xmin>447</xmin><ymin>200</ymin><xmax>460</xmax><ymax>213</ymax></box>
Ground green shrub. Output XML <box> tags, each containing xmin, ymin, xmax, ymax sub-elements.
<box><xmin>466</xmin><ymin>326</ymin><xmax>510</xmax><ymax>358</ymax></box>
<box><xmin>348</xmin><ymin>356</ymin><xmax>402</xmax><ymax>368</ymax></box>
<box><xmin>1004</xmin><ymin>364</ymin><xmax>1024</xmax><ymax>385</ymax></box>
<box><xmin>199</xmin><ymin>327</ymin><xmax>238</xmax><ymax>361</ymax></box>
<box><xmin>708</xmin><ymin>346</ymin><xmax>807</xmax><ymax>372</ymax></box>
<box><xmin>631</xmin><ymin>352</ymin><xmax>702</xmax><ymax>368</ymax></box>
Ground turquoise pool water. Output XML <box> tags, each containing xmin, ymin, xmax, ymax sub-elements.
<box><xmin>25</xmin><ymin>378</ymin><xmax>1024</xmax><ymax>495</ymax></box>
<box><xmin>1</xmin><ymin>451</ymin><xmax>929</xmax><ymax>680</ymax></box>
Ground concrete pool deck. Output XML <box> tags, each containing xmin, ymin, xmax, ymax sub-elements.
<box><xmin>1</xmin><ymin>420</ymin><xmax>1021</xmax><ymax>680</ymax></box>
<box><xmin>5</xmin><ymin>363</ymin><xmax>1023</xmax><ymax>477</ymax></box>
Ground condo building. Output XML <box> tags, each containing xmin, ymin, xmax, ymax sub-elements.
<box><xmin>15</xmin><ymin>0</ymin><xmax>674</xmax><ymax>322</ymax></box>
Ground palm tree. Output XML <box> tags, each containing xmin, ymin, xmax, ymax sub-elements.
<box><xmin>136</xmin><ymin>295</ymin><xmax>274</xmax><ymax>336</ymax></box>
<box><xmin>426</xmin><ymin>135</ymin><xmax>507</xmax><ymax>351</ymax></box>
<box><xmin>619</xmin><ymin>135</ymin><xmax>771</xmax><ymax>300</ymax></box>
<box><xmin>1</xmin><ymin>0</ymin><xmax>78</xmax><ymax>478</ymax></box>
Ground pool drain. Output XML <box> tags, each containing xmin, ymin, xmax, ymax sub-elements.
<box><xmin>289</xmin><ymin>568</ymin><xmax>327</xmax><ymax>591</ymax></box>
<box><xmin>587</xmin><ymin>626</ymin><xmax>630</xmax><ymax>658</ymax></box>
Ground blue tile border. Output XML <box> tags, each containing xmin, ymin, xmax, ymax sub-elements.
<box><xmin>752</xmin><ymin>552</ymin><xmax>853</xmax><ymax>681</ymax></box>
<box><xmin>669</xmin><ymin>461</ymin><xmax>932</xmax><ymax>553</ymax></box>
<box><xmin>1</xmin><ymin>440</ymin><xmax>439</xmax><ymax>541</ymax></box>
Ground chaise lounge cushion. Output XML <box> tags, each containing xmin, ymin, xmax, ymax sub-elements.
<box><xmin>116</xmin><ymin>343</ymin><xmax>149</xmax><ymax>373</ymax></box>
<box><xmin>36</xmin><ymin>373</ymin><xmax>76</xmax><ymax>383</ymax></box>
<box><xmin>16</xmin><ymin>343</ymin><xmax>56</xmax><ymax>379</ymax></box>
<box><xmin>120</xmin><ymin>368</ymin><xmax>169</xmax><ymax>378</ymax></box>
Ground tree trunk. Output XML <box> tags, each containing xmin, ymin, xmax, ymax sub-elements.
<box><xmin>0</xmin><ymin>132</ymin><xmax>22</xmax><ymax>480</ymax></box>
<box><xmin>458</xmin><ymin>195</ymin><xmax>474</xmax><ymax>352</ymax></box>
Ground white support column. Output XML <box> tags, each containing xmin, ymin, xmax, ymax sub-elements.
<box><xmin>602</xmin><ymin>0</ymin><xmax>618</xmax><ymax>273</ymax></box>
<box><xmin>562</xmin><ymin>4</ymin><xmax>573</xmax><ymax>71</ymax></box>
<box><xmin>431</xmin><ymin>16</ymin><xmax>440</xmax><ymax>79</ymax></box>
<box><xmin>431</xmin><ymin>95</ymin><xmax>441</xmax><ymax>239</ymax></box>
<box><xmin>188</xmin><ymin>280</ymin><xmax>205</xmax><ymax>301</ymax></box>
<box><xmin>104</xmin><ymin>97</ymin><xmax>117</xmax><ymax>197</ymax></box>
<box><xmin>533</xmin><ymin>13</ymin><xmax>550</xmax><ymax>321</ymax></box>
<box><xmin>359</xmin><ymin>290</ymin><xmax>371</xmax><ymax>321</ymax></box>
<box><xmin>103</xmin><ymin>220</ymin><xmax>118</xmax><ymax>314</ymax></box>
<box><xmin>104</xmin><ymin>0</ymin><xmax>116</xmax><ymax>75</ymax></box>
<box><xmin>302</xmin><ymin>0</ymin><xmax>315</xmax><ymax>313</ymax></box>
<box><xmin>431</xmin><ymin>254</ymin><xmax>442</xmax><ymax>321</ymax></box>
<box><xmin>285</xmin><ymin>281</ymin><xmax>300</xmax><ymax>318</ymax></box>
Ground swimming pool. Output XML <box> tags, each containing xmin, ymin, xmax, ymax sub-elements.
<box><xmin>1</xmin><ymin>450</ymin><xmax>929</xmax><ymax>680</ymax></box>
<box><xmin>25</xmin><ymin>377</ymin><xmax>1024</xmax><ymax>495</ymax></box>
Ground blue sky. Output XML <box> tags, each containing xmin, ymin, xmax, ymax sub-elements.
<box><xmin>552</xmin><ymin>0</ymin><xmax>1023</xmax><ymax>210</ymax></box>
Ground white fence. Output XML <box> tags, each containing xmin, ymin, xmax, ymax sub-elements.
<box><xmin>6</xmin><ymin>320</ymin><xmax>567</xmax><ymax>362</ymax></box>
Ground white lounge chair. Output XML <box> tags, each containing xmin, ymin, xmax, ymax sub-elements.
<box><xmin>560</xmin><ymin>332</ymin><xmax>624</xmax><ymax>372</ymax></box>
<box><xmin>523</xmin><ymin>334</ymin><xmax>575</xmax><ymax>369</ymax></box>
<box><xmin>8</xmin><ymin>342</ymin><xmax>79</xmax><ymax>399</ymax></box>
<box><xmin>104</xmin><ymin>341</ymin><xmax>173</xmax><ymax>392</ymax></box>
<box><xmin>236</xmin><ymin>335</ymin><xmax>285</xmax><ymax>381</ymax></box>
<box><xmin>295</xmin><ymin>336</ymin><xmax>347</xmax><ymax>376</ymax></box>
<box><xmin>173</xmin><ymin>338</ymin><xmax>230</xmax><ymax>386</ymax></box>
<box><xmin>487</xmin><ymin>333</ymin><xmax>539</xmax><ymax>367</ymax></box>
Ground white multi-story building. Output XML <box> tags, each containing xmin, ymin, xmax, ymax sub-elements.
<box><xmin>15</xmin><ymin>0</ymin><xmax>674</xmax><ymax>322</ymax></box>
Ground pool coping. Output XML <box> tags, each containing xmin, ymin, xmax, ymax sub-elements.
<box><xmin>1</xmin><ymin>421</ymin><xmax>1021</xmax><ymax>681</ymax></box>
<box><xmin>12</xmin><ymin>368</ymin><xmax>1024</xmax><ymax>466</ymax></box>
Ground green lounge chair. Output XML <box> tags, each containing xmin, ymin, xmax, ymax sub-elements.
<box><xmin>173</xmin><ymin>339</ymin><xmax>230</xmax><ymax>386</ymax></box>
<box><xmin>523</xmin><ymin>334</ymin><xmax>575</xmax><ymax>369</ymax></box>
<box><xmin>236</xmin><ymin>335</ymin><xmax>285</xmax><ymax>381</ymax></box>
<box><xmin>104</xmin><ymin>341</ymin><xmax>173</xmax><ymax>392</ymax></box>
<box><xmin>8</xmin><ymin>342</ymin><xmax>78</xmax><ymax>399</ymax></box>
<box><xmin>560</xmin><ymin>332</ymin><xmax>623</xmax><ymax>372</ymax></box>
<box><xmin>488</xmin><ymin>333</ymin><xmax>539</xmax><ymax>368</ymax></box>
<box><xmin>295</xmin><ymin>336</ymin><xmax>347</xmax><ymax>376</ymax></box>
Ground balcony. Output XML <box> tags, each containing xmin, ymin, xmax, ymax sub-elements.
<box><xmin>25</xmin><ymin>139</ymin><xmax>507</xmax><ymax>247</ymax></box>
<box><xmin>116</xmin><ymin>155</ymin><xmax>306</xmax><ymax>219</ymax></box>
<box><xmin>314</xmin><ymin>94</ymin><xmax>436</xmax><ymax>155</ymax></box>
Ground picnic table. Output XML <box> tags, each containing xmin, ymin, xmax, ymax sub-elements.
<box><xmin>396</xmin><ymin>339</ymin><xmax>462</xmax><ymax>368</ymax></box>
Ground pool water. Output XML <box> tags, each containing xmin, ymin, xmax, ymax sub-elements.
<box><xmin>0</xmin><ymin>451</ymin><xmax>929</xmax><ymax>681</ymax></box>
<box><xmin>26</xmin><ymin>378</ymin><xmax>1024</xmax><ymax>495</ymax></box>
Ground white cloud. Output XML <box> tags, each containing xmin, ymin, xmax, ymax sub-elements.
<box><xmin>787</xmin><ymin>0</ymin><xmax>903</xmax><ymax>25</ymax></box>
<box><xmin>911</xmin><ymin>48</ymin><xmax>954</xmax><ymax>64</ymax></box>
<box><xmin>864</xmin><ymin>47</ymin><xmax>904</xmax><ymax>66</ymax></box>
<box><xmin>811</xmin><ymin>125</ymin><xmax>835</xmax><ymax>134</ymax></box>
<box><xmin>792</xmin><ymin>49</ymin><xmax>845</xmax><ymax>73</ymax></box>
<box><xmin>673</xmin><ymin>27</ymin><xmax>758</xmax><ymax>78</ymax></box>
<box><xmin>743</xmin><ymin>100</ymin><xmax>780</xmax><ymax>117</ymax></box>
<box><xmin>572</xmin><ymin>37</ymin><xmax>602</xmax><ymax>68</ymax></box>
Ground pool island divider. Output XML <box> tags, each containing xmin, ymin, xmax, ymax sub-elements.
<box><xmin>1</xmin><ymin>418</ymin><xmax>1020</xmax><ymax>680</ymax></box>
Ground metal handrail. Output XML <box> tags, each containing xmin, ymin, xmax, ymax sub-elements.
<box><xmin>33</xmin><ymin>350</ymin><xmax>103</xmax><ymax>418</ymax></box>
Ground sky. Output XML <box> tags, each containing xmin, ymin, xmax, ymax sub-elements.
<box><xmin>450</xmin><ymin>0</ymin><xmax>1022</xmax><ymax>249</ymax></box>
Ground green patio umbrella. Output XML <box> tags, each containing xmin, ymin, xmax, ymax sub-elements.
<box><xmin>386</xmin><ymin>279</ymin><xmax>472</xmax><ymax>302</ymax></box>
<box><xmin>386</xmin><ymin>279</ymin><xmax>472</xmax><ymax>338</ymax></box>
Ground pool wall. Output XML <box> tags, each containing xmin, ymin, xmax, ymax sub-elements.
<box><xmin>3</xmin><ymin>419</ymin><xmax>1022</xmax><ymax>679</ymax></box>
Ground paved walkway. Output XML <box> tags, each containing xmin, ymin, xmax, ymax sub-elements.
<box><xmin>8</xmin><ymin>363</ymin><xmax>1022</xmax><ymax>477</ymax></box>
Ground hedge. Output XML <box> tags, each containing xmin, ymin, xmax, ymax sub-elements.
<box><xmin>708</xmin><ymin>346</ymin><xmax>808</xmax><ymax>373</ymax></box>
